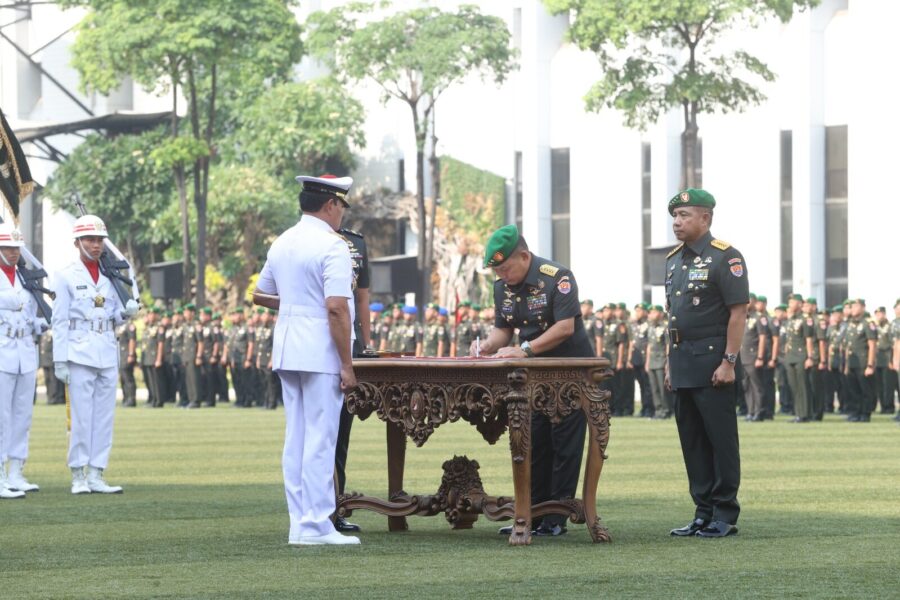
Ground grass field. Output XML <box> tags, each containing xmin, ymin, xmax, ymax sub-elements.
<box><xmin>2</xmin><ymin>401</ymin><xmax>898</xmax><ymax>599</ymax></box>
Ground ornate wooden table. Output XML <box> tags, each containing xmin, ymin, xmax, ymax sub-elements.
<box><xmin>338</xmin><ymin>357</ymin><xmax>613</xmax><ymax>545</ymax></box>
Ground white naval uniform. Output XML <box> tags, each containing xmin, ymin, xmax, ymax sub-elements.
<box><xmin>0</xmin><ymin>268</ymin><xmax>40</xmax><ymax>464</ymax></box>
<box><xmin>256</xmin><ymin>215</ymin><xmax>353</xmax><ymax>539</ymax></box>
<box><xmin>51</xmin><ymin>260</ymin><xmax>124</xmax><ymax>469</ymax></box>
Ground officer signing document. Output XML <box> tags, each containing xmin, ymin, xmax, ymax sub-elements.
<box><xmin>253</xmin><ymin>175</ymin><xmax>359</xmax><ymax>546</ymax></box>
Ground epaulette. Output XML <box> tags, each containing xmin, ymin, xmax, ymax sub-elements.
<box><xmin>539</xmin><ymin>264</ymin><xmax>559</xmax><ymax>277</ymax></box>
<box><xmin>710</xmin><ymin>239</ymin><xmax>731</xmax><ymax>251</ymax></box>
<box><xmin>339</xmin><ymin>228</ymin><xmax>363</xmax><ymax>238</ymax></box>
<box><xmin>666</xmin><ymin>243</ymin><xmax>683</xmax><ymax>259</ymax></box>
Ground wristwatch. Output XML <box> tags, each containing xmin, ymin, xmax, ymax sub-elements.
<box><xmin>723</xmin><ymin>352</ymin><xmax>737</xmax><ymax>365</ymax></box>
<box><xmin>520</xmin><ymin>340</ymin><xmax>535</xmax><ymax>357</ymax></box>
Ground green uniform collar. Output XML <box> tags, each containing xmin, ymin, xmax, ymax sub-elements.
<box><xmin>684</xmin><ymin>230</ymin><xmax>713</xmax><ymax>256</ymax></box>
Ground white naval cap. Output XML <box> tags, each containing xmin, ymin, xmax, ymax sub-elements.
<box><xmin>295</xmin><ymin>174</ymin><xmax>353</xmax><ymax>204</ymax></box>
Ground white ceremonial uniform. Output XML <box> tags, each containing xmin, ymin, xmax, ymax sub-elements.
<box><xmin>256</xmin><ymin>214</ymin><xmax>353</xmax><ymax>540</ymax></box>
<box><xmin>0</xmin><ymin>268</ymin><xmax>40</xmax><ymax>464</ymax></box>
<box><xmin>51</xmin><ymin>260</ymin><xmax>124</xmax><ymax>469</ymax></box>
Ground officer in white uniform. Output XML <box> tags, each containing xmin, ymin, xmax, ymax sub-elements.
<box><xmin>0</xmin><ymin>223</ymin><xmax>45</xmax><ymax>498</ymax></box>
<box><xmin>254</xmin><ymin>175</ymin><xmax>359</xmax><ymax>546</ymax></box>
<box><xmin>51</xmin><ymin>215</ymin><xmax>139</xmax><ymax>495</ymax></box>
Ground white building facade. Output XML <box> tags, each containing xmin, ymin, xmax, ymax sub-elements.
<box><xmin>2</xmin><ymin>0</ymin><xmax>896</xmax><ymax>309</ymax></box>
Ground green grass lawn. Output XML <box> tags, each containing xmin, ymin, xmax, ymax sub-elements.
<box><xmin>2</xmin><ymin>402</ymin><xmax>898</xmax><ymax>599</ymax></box>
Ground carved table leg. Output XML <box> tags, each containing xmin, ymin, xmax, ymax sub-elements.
<box><xmin>582</xmin><ymin>379</ymin><xmax>612</xmax><ymax>543</ymax></box>
<box><xmin>505</xmin><ymin>368</ymin><xmax>532</xmax><ymax>546</ymax></box>
<box><xmin>386</xmin><ymin>421</ymin><xmax>408</xmax><ymax>532</ymax></box>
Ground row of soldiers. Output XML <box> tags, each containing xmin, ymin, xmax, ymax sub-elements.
<box><xmin>38</xmin><ymin>304</ymin><xmax>285</xmax><ymax>410</ymax></box>
<box><xmin>368</xmin><ymin>295</ymin><xmax>900</xmax><ymax>422</ymax></box>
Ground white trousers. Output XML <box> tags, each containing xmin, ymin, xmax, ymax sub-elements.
<box><xmin>278</xmin><ymin>370</ymin><xmax>342</xmax><ymax>538</ymax></box>
<box><xmin>68</xmin><ymin>362</ymin><xmax>118</xmax><ymax>469</ymax></box>
<box><xmin>0</xmin><ymin>370</ymin><xmax>36</xmax><ymax>462</ymax></box>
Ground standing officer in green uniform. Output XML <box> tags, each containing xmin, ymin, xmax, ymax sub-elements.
<box><xmin>825</xmin><ymin>306</ymin><xmax>844</xmax><ymax>414</ymax></box>
<box><xmin>182</xmin><ymin>304</ymin><xmax>202</xmax><ymax>409</ymax></box>
<box><xmin>628</xmin><ymin>303</ymin><xmax>653</xmax><ymax>417</ymax></box>
<box><xmin>140</xmin><ymin>308</ymin><xmax>162</xmax><ymax>407</ymax></box>
<box><xmin>872</xmin><ymin>306</ymin><xmax>895</xmax><ymax>414</ymax></box>
<box><xmin>169</xmin><ymin>310</ymin><xmax>187</xmax><ymax>407</ymax></box>
<box><xmin>782</xmin><ymin>293</ymin><xmax>814</xmax><ymax>423</ymax></box>
<box><xmin>740</xmin><ymin>294</ymin><xmax>766</xmax><ymax>421</ymax></box>
<box><xmin>647</xmin><ymin>305</ymin><xmax>671</xmax><ymax>418</ymax></box>
<box><xmin>158</xmin><ymin>311</ymin><xmax>174</xmax><ymax>404</ymax></box>
<box><xmin>40</xmin><ymin>331</ymin><xmax>66</xmax><ymax>405</ymax></box>
<box><xmin>224</xmin><ymin>308</ymin><xmax>251</xmax><ymax>407</ymax></box>
<box><xmin>452</xmin><ymin>301</ymin><xmax>477</xmax><ymax>357</ymax></box>
<box><xmin>398</xmin><ymin>306</ymin><xmax>423</xmax><ymax>356</ymax></box>
<box><xmin>844</xmin><ymin>299</ymin><xmax>877</xmax><ymax>422</ymax></box>
<box><xmin>756</xmin><ymin>296</ymin><xmax>775</xmax><ymax>419</ymax></box>
<box><xmin>581</xmin><ymin>300</ymin><xmax>596</xmax><ymax>344</ymax></box>
<box><xmin>115</xmin><ymin>322</ymin><xmax>136</xmax><ymax>407</ymax></box>
<box><xmin>770</xmin><ymin>304</ymin><xmax>793</xmax><ymax>416</ymax></box>
<box><xmin>368</xmin><ymin>303</ymin><xmax>384</xmax><ymax>350</ymax></box>
<box><xmin>422</xmin><ymin>303</ymin><xmax>446</xmax><ymax>357</ymax></box>
<box><xmin>211</xmin><ymin>313</ymin><xmax>228</xmax><ymax>403</ymax></box>
<box><xmin>600</xmin><ymin>303</ymin><xmax>626</xmax><ymax>415</ymax></box>
<box><xmin>664</xmin><ymin>189</ymin><xmax>748</xmax><ymax>538</ymax></box>
<box><xmin>891</xmin><ymin>299</ymin><xmax>900</xmax><ymax>421</ymax></box>
<box><xmin>805</xmin><ymin>298</ymin><xmax>828</xmax><ymax>420</ymax></box>
<box><xmin>476</xmin><ymin>225</ymin><xmax>594</xmax><ymax>538</ymax></box>
<box><xmin>377</xmin><ymin>312</ymin><xmax>393</xmax><ymax>352</ymax></box>
<box><xmin>197</xmin><ymin>307</ymin><xmax>217</xmax><ymax>407</ymax></box>
<box><xmin>255</xmin><ymin>308</ymin><xmax>275</xmax><ymax>408</ymax></box>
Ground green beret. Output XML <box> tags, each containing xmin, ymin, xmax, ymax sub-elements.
<box><xmin>776</xmin><ymin>304</ymin><xmax>787</xmax><ymax>311</ymax></box>
<box><xmin>831</xmin><ymin>305</ymin><xmax>843</xmax><ymax>312</ymax></box>
<box><xmin>484</xmin><ymin>224</ymin><xmax>520</xmax><ymax>268</ymax></box>
<box><xmin>651</xmin><ymin>304</ymin><xmax>664</xmax><ymax>312</ymax></box>
<box><xmin>581</xmin><ymin>299</ymin><xmax>593</xmax><ymax>306</ymax></box>
<box><xmin>668</xmin><ymin>188</ymin><xmax>716</xmax><ymax>216</ymax></box>
<box><xmin>183</xmin><ymin>303</ymin><xmax>196</xmax><ymax>311</ymax></box>
<box><xmin>165</xmin><ymin>310</ymin><xmax>173</xmax><ymax>317</ymax></box>
<box><xmin>749</xmin><ymin>292</ymin><xmax>757</xmax><ymax>301</ymax></box>
<box><xmin>426</xmin><ymin>302</ymin><xmax>439</xmax><ymax>310</ymax></box>
<box><xmin>895</xmin><ymin>298</ymin><xmax>900</xmax><ymax>308</ymax></box>
<box><xmin>256</xmin><ymin>307</ymin><xmax>266</xmax><ymax>314</ymax></box>
<box><xmin>472</xmin><ymin>304</ymin><xmax>482</xmax><ymax>311</ymax></box>
<box><xmin>805</xmin><ymin>297</ymin><xmax>817</xmax><ymax>305</ymax></box>
<box><xmin>605</xmin><ymin>302</ymin><xmax>616</xmax><ymax>310</ymax></box>
<box><xmin>617</xmin><ymin>302</ymin><xmax>626</xmax><ymax>310</ymax></box>
<box><xmin>757</xmin><ymin>295</ymin><xmax>767</xmax><ymax>303</ymax></box>
<box><xmin>232</xmin><ymin>308</ymin><xmax>244</xmax><ymax>314</ymax></box>
<box><xmin>459</xmin><ymin>300</ymin><xmax>472</xmax><ymax>308</ymax></box>
<box><xmin>854</xmin><ymin>298</ymin><xmax>865</xmax><ymax>305</ymax></box>
<box><xmin>150</xmin><ymin>306</ymin><xmax>162</xmax><ymax>314</ymax></box>
<box><xmin>201</xmin><ymin>307</ymin><xmax>212</xmax><ymax>314</ymax></box>
<box><xmin>875</xmin><ymin>306</ymin><xmax>886</xmax><ymax>313</ymax></box>
<box><xmin>268</xmin><ymin>308</ymin><xmax>277</xmax><ymax>315</ymax></box>
<box><xmin>213</xmin><ymin>312</ymin><xmax>221</xmax><ymax>319</ymax></box>
<box><xmin>787</xmin><ymin>293</ymin><xmax>803</xmax><ymax>302</ymax></box>
<box><xmin>842</xmin><ymin>299</ymin><xmax>852</xmax><ymax>306</ymax></box>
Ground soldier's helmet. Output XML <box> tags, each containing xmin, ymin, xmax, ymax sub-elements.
<box><xmin>0</xmin><ymin>222</ymin><xmax>25</xmax><ymax>247</ymax></box>
<box><xmin>72</xmin><ymin>215</ymin><xmax>108</xmax><ymax>239</ymax></box>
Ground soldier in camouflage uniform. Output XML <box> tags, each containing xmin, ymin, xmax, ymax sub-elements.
<box><xmin>182</xmin><ymin>304</ymin><xmax>202</xmax><ymax>409</ymax></box>
<box><xmin>646</xmin><ymin>305</ymin><xmax>671</xmax><ymax>418</ymax></box>
<box><xmin>422</xmin><ymin>302</ymin><xmax>446</xmax><ymax>357</ymax></box>
<box><xmin>368</xmin><ymin>303</ymin><xmax>384</xmax><ymax>351</ymax></box>
<box><xmin>872</xmin><ymin>306</ymin><xmax>896</xmax><ymax>414</ymax></box>
<box><xmin>387</xmin><ymin>304</ymin><xmax>405</xmax><ymax>353</ymax></box>
<box><xmin>628</xmin><ymin>303</ymin><xmax>653</xmax><ymax>417</ymax></box>
<box><xmin>438</xmin><ymin>308</ymin><xmax>452</xmax><ymax>352</ymax></box>
<box><xmin>843</xmin><ymin>299</ymin><xmax>877</xmax><ymax>422</ymax></box>
<box><xmin>377</xmin><ymin>313</ymin><xmax>394</xmax><ymax>352</ymax></box>
<box><xmin>40</xmin><ymin>330</ymin><xmax>66</xmax><ymax>405</ymax></box>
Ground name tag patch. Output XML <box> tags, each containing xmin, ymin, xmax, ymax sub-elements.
<box><xmin>688</xmin><ymin>269</ymin><xmax>708</xmax><ymax>281</ymax></box>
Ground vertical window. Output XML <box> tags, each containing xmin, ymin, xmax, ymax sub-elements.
<box><xmin>824</xmin><ymin>125</ymin><xmax>848</xmax><ymax>306</ymax></box>
<box><xmin>514</xmin><ymin>151</ymin><xmax>523</xmax><ymax>230</ymax></box>
<box><xmin>550</xmin><ymin>148</ymin><xmax>570</xmax><ymax>266</ymax></box>
<box><xmin>641</xmin><ymin>143</ymin><xmax>652</xmax><ymax>303</ymax></box>
<box><xmin>780</xmin><ymin>130</ymin><xmax>793</xmax><ymax>303</ymax></box>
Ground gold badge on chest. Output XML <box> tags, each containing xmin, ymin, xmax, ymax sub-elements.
<box><xmin>94</xmin><ymin>294</ymin><xmax>105</xmax><ymax>308</ymax></box>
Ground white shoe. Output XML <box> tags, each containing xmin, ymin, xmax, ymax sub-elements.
<box><xmin>0</xmin><ymin>463</ymin><xmax>26</xmax><ymax>498</ymax></box>
<box><xmin>86</xmin><ymin>467</ymin><xmax>123</xmax><ymax>494</ymax></box>
<box><xmin>71</xmin><ymin>467</ymin><xmax>91</xmax><ymax>495</ymax></box>
<box><xmin>291</xmin><ymin>531</ymin><xmax>360</xmax><ymax>546</ymax></box>
<box><xmin>6</xmin><ymin>459</ymin><xmax>39</xmax><ymax>492</ymax></box>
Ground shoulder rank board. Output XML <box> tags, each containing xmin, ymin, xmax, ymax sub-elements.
<box><xmin>710</xmin><ymin>239</ymin><xmax>731</xmax><ymax>251</ymax></box>
<box><xmin>539</xmin><ymin>264</ymin><xmax>559</xmax><ymax>277</ymax></box>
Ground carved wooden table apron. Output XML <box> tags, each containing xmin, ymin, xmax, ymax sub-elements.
<box><xmin>339</xmin><ymin>357</ymin><xmax>613</xmax><ymax>546</ymax></box>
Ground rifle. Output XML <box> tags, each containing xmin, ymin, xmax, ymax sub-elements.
<box><xmin>69</xmin><ymin>192</ymin><xmax>140</xmax><ymax>310</ymax></box>
<box><xmin>0</xmin><ymin>214</ymin><xmax>54</xmax><ymax>322</ymax></box>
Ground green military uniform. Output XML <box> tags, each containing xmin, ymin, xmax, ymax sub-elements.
<box><xmin>600</xmin><ymin>314</ymin><xmax>627</xmax><ymax>415</ymax></box>
<box><xmin>825</xmin><ymin>312</ymin><xmax>844</xmax><ymax>414</ymax></box>
<box><xmin>873</xmin><ymin>313</ymin><xmax>895</xmax><ymax>414</ymax></box>
<box><xmin>646</xmin><ymin>311</ymin><xmax>671</xmax><ymax>418</ymax></box>
<box><xmin>454</xmin><ymin>315</ymin><xmax>481</xmax><ymax>357</ymax></box>
<box><xmin>212</xmin><ymin>317</ymin><xmax>228</xmax><ymax>403</ymax></box>
<box><xmin>398</xmin><ymin>313</ymin><xmax>423</xmax><ymax>355</ymax></box>
<box><xmin>486</xmin><ymin>224</ymin><xmax>593</xmax><ymax>533</ymax></box>
<box><xmin>807</xmin><ymin>304</ymin><xmax>828</xmax><ymax>420</ymax></box>
<box><xmin>665</xmin><ymin>189</ymin><xmax>748</xmax><ymax>534</ymax></box>
<box><xmin>116</xmin><ymin>322</ymin><xmax>137</xmax><ymax>407</ymax></box>
<box><xmin>255</xmin><ymin>318</ymin><xmax>275</xmax><ymax>408</ymax></box>
<box><xmin>40</xmin><ymin>331</ymin><xmax>65</xmax><ymax>405</ymax></box>
<box><xmin>140</xmin><ymin>315</ymin><xmax>162</xmax><ymax>407</ymax></box>
<box><xmin>740</xmin><ymin>307</ymin><xmax>765</xmax><ymax>420</ymax></box>
<box><xmin>169</xmin><ymin>319</ymin><xmax>187</xmax><ymax>406</ymax></box>
<box><xmin>772</xmin><ymin>313</ymin><xmax>793</xmax><ymax>414</ymax></box>
<box><xmin>422</xmin><ymin>315</ymin><xmax>446</xmax><ymax>357</ymax></box>
<box><xmin>843</xmin><ymin>309</ymin><xmax>877</xmax><ymax>421</ymax></box>
<box><xmin>198</xmin><ymin>313</ymin><xmax>216</xmax><ymax>407</ymax></box>
<box><xmin>226</xmin><ymin>315</ymin><xmax>252</xmax><ymax>407</ymax></box>
<box><xmin>782</xmin><ymin>303</ymin><xmax>814</xmax><ymax>421</ymax></box>
<box><xmin>158</xmin><ymin>317</ymin><xmax>174</xmax><ymax>404</ymax></box>
<box><xmin>891</xmin><ymin>306</ymin><xmax>900</xmax><ymax>420</ymax></box>
<box><xmin>182</xmin><ymin>310</ymin><xmax>202</xmax><ymax>409</ymax></box>
<box><xmin>629</xmin><ymin>312</ymin><xmax>653</xmax><ymax>417</ymax></box>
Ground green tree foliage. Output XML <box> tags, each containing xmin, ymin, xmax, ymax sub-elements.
<box><xmin>306</xmin><ymin>2</ymin><xmax>516</xmax><ymax>302</ymax></box>
<box><xmin>151</xmin><ymin>164</ymin><xmax>295</xmax><ymax>306</ymax></box>
<box><xmin>62</xmin><ymin>0</ymin><xmax>303</xmax><ymax>304</ymax></box>
<box><xmin>544</xmin><ymin>0</ymin><xmax>819</xmax><ymax>187</ymax></box>
<box><xmin>44</xmin><ymin>128</ymin><xmax>174</xmax><ymax>279</ymax></box>
<box><xmin>233</xmin><ymin>79</ymin><xmax>367</xmax><ymax>185</ymax></box>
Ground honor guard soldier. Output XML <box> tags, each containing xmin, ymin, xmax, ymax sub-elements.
<box><xmin>581</xmin><ymin>299</ymin><xmax>596</xmax><ymax>340</ymax></box>
<box><xmin>804</xmin><ymin>297</ymin><xmax>828</xmax><ymax>420</ymax></box>
<box><xmin>475</xmin><ymin>224</ymin><xmax>594</xmax><ymax>539</ymax></box>
<box><xmin>116</xmin><ymin>318</ymin><xmax>137</xmax><ymax>407</ymax></box>
<box><xmin>599</xmin><ymin>303</ymin><xmax>627</xmax><ymax>414</ymax></box>
<box><xmin>368</xmin><ymin>302</ymin><xmax>384</xmax><ymax>349</ymax></box>
<box><xmin>0</xmin><ymin>223</ymin><xmax>46</xmax><ymax>497</ymax></box>
<box><xmin>253</xmin><ymin>174</ymin><xmax>359</xmax><ymax>545</ymax></box>
<box><xmin>51</xmin><ymin>215</ymin><xmax>139</xmax><ymax>494</ymax></box>
<box><xmin>438</xmin><ymin>307</ymin><xmax>452</xmax><ymax>352</ymax></box>
<box><xmin>197</xmin><ymin>307</ymin><xmax>217</xmax><ymax>407</ymax></box>
<box><xmin>212</xmin><ymin>312</ymin><xmax>228</xmax><ymax>403</ymax></box>
<box><xmin>158</xmin><ymin>311</ymin><xmax>174</xmax><ymax>404</ymax></box>
<box><xmin>182</xmin><ymin>304</ymin><xmax>202</xmax><ymax>409</ymax></box>
<box><xmin>825</xmin><ymin>306</ymin><xmax>845</xmax><ymax>414</ymax></box>
<box><xmin>844</xmin><ymin>299</ymin><xmax>877</xmax><ymax>422</ymax></box>
<box><xmin>664</xmin><ymin>189</ymin><xmax>748</xmax><ymax>538</ymax></box>
<box><xmin>755</xmin><ymin>296</ymin><xmax>776</xmax><ymax>420</ymax></box>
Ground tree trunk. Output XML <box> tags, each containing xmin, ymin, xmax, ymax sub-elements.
<box><xmin>409</xmin><ymin>100</ymin><xmax>429</xmax><ymax>308</ymax></box>
<box><xmin>187</xmin><ymin>63</ymin><xmax>206</xmax><ymax>307</ymax></box>
<box><xmin>426</xmin><ymin>103</ymin><xmax>439</xmax><ymax>304</ymax></box>
<box><xmin>171</xmin><ymin>84</ymin><xmax>192</xmax><ymax>301</ymax></box>
<box><xmin>681</xmin><ymin>100</ymin><xmax>699</xmax><ymax>189</ymax></box>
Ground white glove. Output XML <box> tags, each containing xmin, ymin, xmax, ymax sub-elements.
<box><xmin>33</xmin><ymin>317</ymin><xmax>49</xmax><ymax>335</ymax></box>
<box><xmin>54</xmin><ymin>362</ymin><xmax>70</xmax><ymax>385</ymax></box>
<box><xmin>123</xmin><ymin>299</ymin><xmax>140</xmax><ymax>319</ymax></box>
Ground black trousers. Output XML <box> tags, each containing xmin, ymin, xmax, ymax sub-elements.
<box><xmin>761</xmin><ymin>367</ymin><xmax>776</xmax><ymax>418</ymax></box>
<box><xmin>229</xmin><ymin>363</ymin><xmax>244</xmax><ymax>406</ymax></box>
<box><xmin>169</xmin><ymin>362</ymin><xmax>187</xmax><ymax>406</ymax></box>
<box><xmin>215</xmin><ymin>363</ymin><xmax>229</xmax><ymax>402</ymax></box>
<box><xmin>824</xmin><ymin>368</ymin><xmax>842</xmax><ymax>413</ymax></box>
<box><xmin>776</xmin><ymin>363</ymin><xmax>793</xmax><ymax>413</ymax></box>
<box><xmin>118</xmin><ymin>365</ymin><xmax>136</xmax><ymax>406</ymax></box>
<box><xmin>845</xmin><ymin>367</ymin><xmax>874</xmax><ymax>418</ymax></box>
<box><xmin>808</xmin><ymin>367</ymin><xmax>825</xmax><ymax>419</ymax></box>
<box><xmin>199</xmin><ymin>362</ymin><xmax>215</xmax><ymax>406</ymax></box>
<box><xmin>184</xmin><ymin>361</ymin><xmax>199</xmax><ymax>406</ymax></box>
<box><xmin>152</xmin><ymin>365</ymin><xmax>167</xmax><ymax>407</ymax></box>
<box><xmin>141</xmin><ymin>365</ymin><xmax>157</xmax><ymax>405</ymax></box>
<box><xmin>633</xmin><ymin>364</ymin><xmax>654</xmax><ymax>416</ymax></box>
<box><xmin>531</xmin><ymin>409</ymin><xmax>587</xmax><ymax>527</ymax></box>
<box><xmin>674</xmin><ymin>385</ymin><xmax>741</xmax><ymax>525</ymax></box>
<box><xmin>874</xmin><ymin>366</ymin><xmax>897</xmax><ymax>412</ymax></box>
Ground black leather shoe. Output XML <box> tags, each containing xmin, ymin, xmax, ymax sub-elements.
<box><xmin>533</xmin><ymin>523</ymin><xmax>567</xmax><ymax>537</ymax></box>
<box><xmin>335</xmin><ymin>517</ymin><xmax>361</xmax><ymax>532</ymax></box>
<box><xmin>670</xmin><ymin>518</ymin><xmax>708</xmax><ymax>536</ymax></box>
<box><xmin>695</xmin><ymin>521</ymin><xmax>738</xmax><ymax>538</ymax></box>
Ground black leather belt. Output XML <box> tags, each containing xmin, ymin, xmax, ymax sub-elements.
<box><xmin>669</xmin><ymin>325</ymin><xmax>727</xmax><ymax>344</ymax></box>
